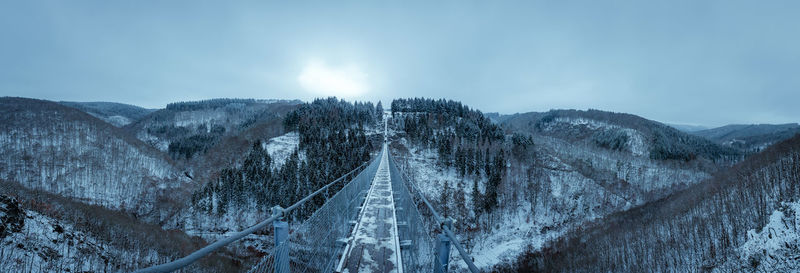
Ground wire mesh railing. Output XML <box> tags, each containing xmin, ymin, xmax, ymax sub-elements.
<box><xmin>388</xmin><ymin>152</ymin><xmax>436</xmax><ymax>271</ymax></box>
<box><xmin>388</xmin><ymin>153</ymin><xmax>480</xmax><ymax>273</ymax></box>
<box><xmin>248</xmin><ymin>148</ymin><xmax>381</xmax><ymax>273</ymax></box>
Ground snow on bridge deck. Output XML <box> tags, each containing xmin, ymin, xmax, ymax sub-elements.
<box><xmin>338</xmin><ymin>144</ymin><xmax>403</xmax><ymax>273</ymax></box>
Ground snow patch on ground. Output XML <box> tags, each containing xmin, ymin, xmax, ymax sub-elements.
<box><xmin>136</xmin><ymin>130</ymin><xmax>170</xmax><ymax>151</ymax></box>
<box><xmin>553</xmin><ymin>117</ymin><xmax>606</xmax><ymax>129</ymax></box>
<box><xmin>262</xmin><ymin>132</ymin><xmax>300</xmax><ymax>168</ymax></box>
<box><xmin>467</xmin><ymin>207</ymin><xmax>546</xmax><ymax>268</ymax></box>
<box><xmin>732</xmin><ymin>201</ymin><xmax>800</xmax><ymax>271</ymax></box>
<box><xmin>624</xmin><ymin>128</ymin><xmax>647</xmax><ymax>156</ymax></box>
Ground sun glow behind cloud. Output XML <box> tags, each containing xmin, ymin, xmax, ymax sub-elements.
<box><xmin>297</xmin><ymin>60</ymin><xmax>369</xmax><ymax>98</ymax></box>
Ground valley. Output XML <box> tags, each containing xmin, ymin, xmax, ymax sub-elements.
<box><xmin>1</xmin><ymin>96</ymin><xmax>798</xmax><ymax>272</ymax></box>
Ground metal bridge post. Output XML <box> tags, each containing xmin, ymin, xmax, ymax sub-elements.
<box><xmin>435</xmin><ymin>218</ymin><xmax>454</xmax><ymax>273</ymax></box>
<box><xmin>272</xmin><ymin>206</ymin><xmax>289</xmax><ymax>273</ymax></box>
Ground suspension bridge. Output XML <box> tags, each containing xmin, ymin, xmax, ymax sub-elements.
<box><xmin>135</xmin><ymin>127</ymin><xmax>480</xmax><ymax>272</ymax></box>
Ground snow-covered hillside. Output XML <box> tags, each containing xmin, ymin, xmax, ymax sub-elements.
<box><xmin>498</xmin><ymin>134</ymin><xmax>800</xmax><ymax>272</ymax></box>
<box><xmin>1</xmin><ymin>207</ymin><xmax>136</xmax><ymax>272</ymax></box>
<box><xmin>393</xmin><ymin>138</ymin><xmax>630</xmax><ymax>269</ymax></box>
<box><xmin>0</xmin><ymin>98</ymin><xmax>185</xmax><ymax>212</ymax></box>
<box><xmin>536</xmin><ymin>135</ymin><xmax>710</xmax><ymax>201</ymax></box>
<box><xmin>388</xmin><ymin>108</ymin><xmax>713</xmax><ymax>270</ymax></box>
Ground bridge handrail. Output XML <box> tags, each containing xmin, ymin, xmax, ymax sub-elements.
<box><xmin>389</xmin><ymin>154</ymin><xmax>480</xmax><ymax>273</ymax></box>
<box><xmin>134</xmin><ymin>160</ymin><xmax>372</xmax><ymax>273</ymax></box>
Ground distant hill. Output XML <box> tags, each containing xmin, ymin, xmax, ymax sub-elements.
<box><xmin>484</xmin><ymin>112</ymin><xmax>514</xmax><ymax>124</ymax></box>
<box><xmin>690</xmin><ymin>123</ymin><xmax>800</xmax><ymax>152</ymax></box>
<box><xmin>59</xmin><ymin>101</ymin><xmax>156</xmax><ymax>127</ymax></box>
<box><xmin>0</xmin><ymin>97</ymin><xmax>186</xmax><ymax>214</ymax></box>
<box><xmin>501</xmin><ymin>109</ymin><xmax>742</xmax><ymax>162</ymax></box>
<box><xmin>667</xmin><ymin>123</ymin><xmax>710</xmax><ymax>132</ymax></box>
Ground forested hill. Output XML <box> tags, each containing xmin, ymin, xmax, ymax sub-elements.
<box><xmin>501</xmin><ymin>109</ymin><xmax>743</xmax><ymax>163</ymax></box>
<box><xmin>190</xmin><ymin>97</ymin><xmax>382</xmax><ymax>223</ymax></box>
<box><xmin>124</xmin><ymin>98</ymin><xmax>299</xmax><ymax>157</ymax></box>
<box><xmin>498</xmin><ymin>134</ymin><xmax>800</xmax><ymax>272</ymax></box>
<box><xmin>391</xmin><ymin>97</ymin><xmax>503</xmax><ymax>141</ymax></box>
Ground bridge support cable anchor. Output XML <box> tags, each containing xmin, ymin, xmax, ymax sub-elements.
<box><xmin>272</xmin><ymin>206</ymin><xmax>289</xmax><ymax>273</ymax></box>
<box><xmin>434</xmin><ymin>218</ymin><xmax>454</xmax><ymax>273</ymax></box>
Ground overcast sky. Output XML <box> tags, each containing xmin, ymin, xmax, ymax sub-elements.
<box><xmin>1</xmin><ymin>1</ymin><xmax>798</xmax><ymax>127</ymax></box>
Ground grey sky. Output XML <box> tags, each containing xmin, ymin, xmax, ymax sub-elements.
<box><xmin>1</xmin><ymin>1</ymin><xmax>798</xmax><ymax>127</ymax></box>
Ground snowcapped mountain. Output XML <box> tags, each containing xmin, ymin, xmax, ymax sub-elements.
<box><xmin>0</xmin><ymin>97</ymin><xmax>187</xmax><ymax>214</ymax></box>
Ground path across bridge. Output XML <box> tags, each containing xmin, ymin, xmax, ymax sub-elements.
<box><xmin>337</xmin><ymin>145</ymin><xmax>402</xmax><ymax>272</ymax></box>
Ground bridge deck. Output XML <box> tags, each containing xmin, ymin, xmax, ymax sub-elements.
<box><xmin>339</xmin><ymin>144</ymin><xmax>402</xmax><ymax>273</ymax></box>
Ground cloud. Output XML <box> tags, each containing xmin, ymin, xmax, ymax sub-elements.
<box><xmin>297</xmin><ymin>60</ymin><xmax>369</xmax><ymax>98</ymax></box>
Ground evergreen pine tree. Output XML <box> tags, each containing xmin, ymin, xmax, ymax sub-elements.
<box><xmin>471</xmin><ymin>178</ymin><xmax>483</xmax><ymax>228</ymax></box>
<box><xmin>441</xmin><ymin>179</ymin><xmax>451</xmax><ymax>217</ymax></box>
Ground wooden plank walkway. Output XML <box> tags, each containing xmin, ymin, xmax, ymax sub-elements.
<box><xmin>339</xmin><ymin>144</ymin><xmax>402</xmax><ymax>273</ymax></box>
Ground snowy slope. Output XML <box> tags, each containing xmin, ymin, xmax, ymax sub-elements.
<box><xmin>0</xmin><ymin>98</ymin><xmax>185</xmax><ymax>212</ymax></box>
<box><xmin>262</xmin><ymin>132</ymin><xmax>300</xmax><ymax>168</ymax></box>
<box><xmin>0</xmin><ymin>210</ymin><xmax>132</xmax><ymax>272</ymax></box>
<box><xmin>393</xmin><ymin>139</ymin><xmax>630</xmax><ymax>270</ymax></box>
